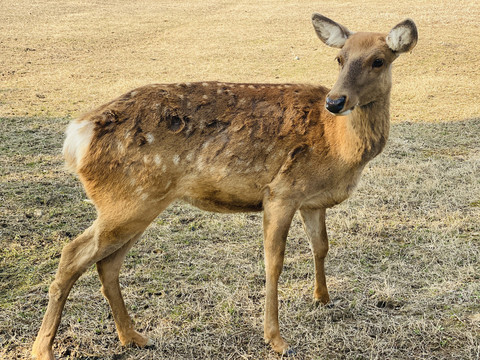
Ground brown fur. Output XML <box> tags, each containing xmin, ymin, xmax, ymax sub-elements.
<box><xmin>32</xmin><ymin>14</ymin><xmax>417</xmax><ymax>359</ymax></box>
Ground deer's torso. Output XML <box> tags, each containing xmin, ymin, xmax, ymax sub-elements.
<box><xmin>77</xmin><ymin>82</ymin><xmax>384</xmax><ymax>212</ymax></box>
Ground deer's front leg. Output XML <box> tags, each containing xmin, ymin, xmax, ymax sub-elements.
<box><xmin>299</xmin><ymin>208</ymin><xmax>330</xmax><ymax>304</ymax></box>
<box><xmin>262</xmin><ymin>198</ymin><xmax>296</xmax><ymax>354</ymax></box>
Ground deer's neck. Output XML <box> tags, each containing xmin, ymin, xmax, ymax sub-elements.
<box><xmin>334</xmin><ymin>97</ymin><xmax>390</xmax><ymax>165</ymax></box>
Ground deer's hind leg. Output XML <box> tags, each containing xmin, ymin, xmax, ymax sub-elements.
<box><xmin>96</xmin><ymin>233</ymin><xmax>153</xmax><ymax>347</ymax></box>
<box><xmin>32</xmin><ymin>199</ymin><xmax>169</xmax><ymax>360</ymax></box>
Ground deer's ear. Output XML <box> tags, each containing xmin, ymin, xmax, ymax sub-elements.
<box><xmin>386</xmin><ymin>19</ymin><xmax>418</xmax><ymax>53</ymax></box>
<box><xmin>312</xmin><ymin>13</ymin><xmax>353</xmax><ymax>48</ymax></box>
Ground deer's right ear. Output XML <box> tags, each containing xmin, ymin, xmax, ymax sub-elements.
<box><xmin>312</xmin><ymin>13</ymin><xmax>353</xmax><ymax>48</ymax></box>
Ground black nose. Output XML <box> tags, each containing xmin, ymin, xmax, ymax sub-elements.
<box><xmin>326</xmin><ymin>96</ymin><xmax>346</xmax><ymax>114</ymax></box>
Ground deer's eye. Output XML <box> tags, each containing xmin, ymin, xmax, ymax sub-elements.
<box><xmin>372</xmin><ymin>58</ymin><xmax>384</xmax><ymax>68</ymax></box>
<box><xmin>335</xmin><ymin>57</ymin><xmax>343</xmax><ymax>66</ymax></box>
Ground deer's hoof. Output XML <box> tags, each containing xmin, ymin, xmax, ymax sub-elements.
<box><xmin>282</xmin><ymin>346</ymin><xmax>297</xmax><ymax>356</ymax></box>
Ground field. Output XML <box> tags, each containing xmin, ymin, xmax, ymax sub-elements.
<box><xmin>1</xmin><ymin>1</ymin><xmax>479</xmax><ymax>359</ymax></box>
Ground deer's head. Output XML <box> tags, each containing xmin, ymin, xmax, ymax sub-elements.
<box><xmin>312</xmin><ymin>14</ymin><xmax>417</xmax><ymax>115</ymax></box>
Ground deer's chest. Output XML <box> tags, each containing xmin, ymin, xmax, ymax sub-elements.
<box><xmin>301</xmin><ymin>164</ymin><xmax>365</xmax><ymax>209</ymax></box>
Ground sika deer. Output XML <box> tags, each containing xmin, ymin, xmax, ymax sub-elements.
<box><xmin>32</xmin><ymin>14</ymin><xmax>417</xmax><ymax>358</ymax></box>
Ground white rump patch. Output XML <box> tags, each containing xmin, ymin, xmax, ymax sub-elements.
<box><xmin>63</xmin><ymin>120</ymin><xmax>94</xmax><ymax>171</ymax></box>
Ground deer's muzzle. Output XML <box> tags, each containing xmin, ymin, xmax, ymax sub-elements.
<box><xmin>325</xmin><ymin>96</ymin><xmax>347</xmax><ymax>115</ymax></box>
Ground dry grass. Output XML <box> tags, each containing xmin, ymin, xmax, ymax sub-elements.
<box><xmin>1</xmin><ymin>0</ymin><xmax>479</xmax><ymax>121</ymax></box>
<box><xmin>1</xmin><ymin>118</ymin><xmax>479</xmax><ymax>360</ymax></box>
<box><xmin>1</xmin><ymin>1</ymin><xmax>480</xmax><ymax>359</ymax></box>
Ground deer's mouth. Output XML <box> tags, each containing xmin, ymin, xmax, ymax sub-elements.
<box><xmin>337</xmin><ymin>108</ymin><xmax>352</xmax><ymax>116</ymax></box>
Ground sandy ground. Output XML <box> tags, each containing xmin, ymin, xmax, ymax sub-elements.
<box><xmin>1</xmin><ymin>0</ymin><xmax>479</xmax><ymax>121</ymax></box>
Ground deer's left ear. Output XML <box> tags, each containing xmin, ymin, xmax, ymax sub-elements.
<box><xmin>386</xmin><ymin>19</ymin><xmax>418</xmax><ymax>53</ymax></box>
<box><xmin>312</xmin><ymin>13</ymin><xmax>354</xmax><ymax>48</ymax></box>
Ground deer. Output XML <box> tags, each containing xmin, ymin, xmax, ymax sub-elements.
<box><xmin>32</xmin><ymin>13</ymin><xmax>417</xmax><ymax>359</ymax></box>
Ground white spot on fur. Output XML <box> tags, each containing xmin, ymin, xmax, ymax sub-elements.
<box><xmin>253</xmin><ymin>164</ymin><xmax>264</xmax><ymax>172</ymax></box>
<box><xmin>201</xmin><ymin>139</ymin><xmax>212</xmax><ymax>150</ymax></box>
<box><xmin>164</xmin><ymin>180</ymin><xmax>172</xmax><ymax>190</ymax></box>
<box><xmin>135</xmin><ymin>186</ymin><xmax>143</xmax><ymax>194</ymax></box>
<box><xmin>202</xmin><ymin>95</ymin><xmax>208</xmax><ymax>100</ymax></box>
<box><xmin>266</xmin><ymin>143</ymin><xmax>275</xmax><ymax>153</ymax></box>
<box><xmin>130</xmin><ymin>91</ymin><xmax>138</xmax><ymax>96</ymax></box>
<box><xmin>185</xmin><ymin>82</ymin><xmax>192</xmax><ymax>87</ymax></box>
<box><xmin>217</xmin><ymin>89</ymin><xmax>223</xmax><ymax>94</ymax></box>
<box><xmin>117</xmin><ymin>141</ymin><xmax>125</xmax><ymax>154</ymax></box>
<box><xmin>63</xmin><ymin>120</ymin><xmax>95</xmax><ymax>171</ymax></box>
<box><xmin>173</xmin><ymin>154</ymin><xmax>180</xmax><ymax>165</ymax></box>
<box><xmin>145</xmin><ymin>133</ymin><xmax>155</xmax><ymax>144</ymax></box>
<box><xmin>240</xmin><ymin>84</ymin><xmax>245</xmax><ymax>88</ymax></box>
<box><xmin>248</xmin><ymin>85</ymin><xmax>255</xmax><ymax>89</ymax></box>
<box><xmin>143</xmin><ymin>155</ymin><xmax>150</xmax><ymax>164</ymax></box>
<box><xmin>154</xmin><ymin>155</ymin><xmax>161</xmax><ymax>166</ymax></box>
<box><xmin>195</xmin><ymin>158</ymin><xmax>207</xmax><ymax>171</ymax></box>
<box><xmin>162</xmin><ymin>164</ymin><xmax>167</xmax><ymax>172</ymax></box>
<box><xmin>202</xmin><ymin>82</ymin><xmax>209</xmax><ymax>87</ymax></box>
<box><xmin>124</xmin><ymin>131</ymin><xmax>130</xmax><ymax>139</ymax></box>
<box><xmin>178</xmin><ymin>94</ymin><xmax>184</xmax><ymax>100</ymax></box>
<box><xmin>140</xmin><ymin>193</ymin><xmax>148</xmax><ymax>201</ymax></box>
<box><xmin>186</xmin><ymin>152</ymin><xmax>194</xmax><ymax>162</ymax></box>
<box><xmin>130</xmin><ymin>177</ymin><xmax>136</xmax><ymax>186</ymax></box>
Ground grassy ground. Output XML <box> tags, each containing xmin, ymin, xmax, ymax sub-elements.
<box><xmin>1</xmin><ymin>118</ymin><xmax>479</xmax><ymax>359</ymax></box>
<box><xmin>1</xmin><ymin>1</ymin><xmax>480</xmax><ymax>359</ymax></box>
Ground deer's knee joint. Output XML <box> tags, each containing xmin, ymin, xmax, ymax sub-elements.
<box><xmin>49</xmin><ymin>282</ymin><xmax>64</xmax><ymax>302</ymax></box>
<box><xmin>315</xmin><ymin>243</ymin><xmax>329</xmax><ymax>257</ymax></box>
